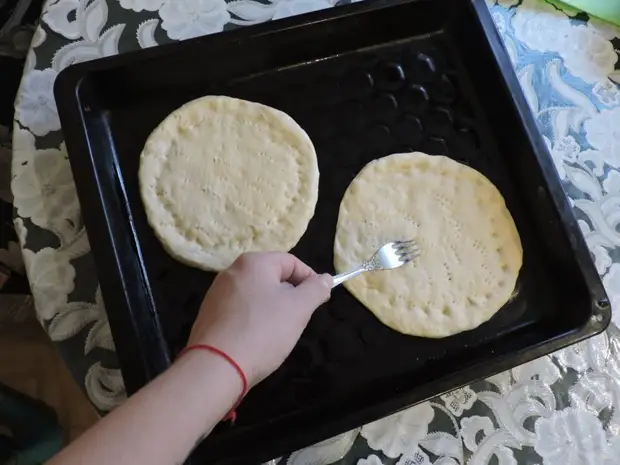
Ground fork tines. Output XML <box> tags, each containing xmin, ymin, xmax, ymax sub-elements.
<box><xmin>393</xmin><ymin>240</ymin><xmax>419</xmax><ymax>263</ymax></box>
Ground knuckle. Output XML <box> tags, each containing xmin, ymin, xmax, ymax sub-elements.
<box><xmin>233</xmin><ymin>252</ymin><xmax>257</xmax><ymax>269</ymax></box>
<box><xmin>216</xmin><ymin>267</ymin><xmax>236</xmax><ymax>284</ymax></box>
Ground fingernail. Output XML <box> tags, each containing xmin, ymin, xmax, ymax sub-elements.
<box><xmin>319</xmin><ymin>274</ymin><xmax>333</xmax><ymax>289</ymax></box>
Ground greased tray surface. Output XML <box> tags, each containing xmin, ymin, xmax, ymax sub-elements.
<box><xmin>54</xmin><ymin>0</ymin><xmax>610</xmax><ymax>463</ymax></box>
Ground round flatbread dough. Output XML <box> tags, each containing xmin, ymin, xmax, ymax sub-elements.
<box><xmin>139</xmin><ymin>96</ymin><xmax>319</xmax><ymax>271</ymax></box>
<box><xmin>334</xmin><ymin>152</ymin><xmax>522</xmax><ymax>338</ymax></box>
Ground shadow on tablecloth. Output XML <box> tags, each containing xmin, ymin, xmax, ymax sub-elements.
<box><xmin>0</xmin><ymin>0</ymin><xmax>44</xmax><ymax>304</ymax></box>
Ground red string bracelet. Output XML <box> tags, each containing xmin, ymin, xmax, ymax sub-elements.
<box><xmin>177</xmin><ymin>344</ymin><xmax>248</xmax><ymax>423</ymax></box>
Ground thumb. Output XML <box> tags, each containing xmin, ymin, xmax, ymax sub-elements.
<box><xmin>292</xmin><ymin>273</ymin><xmax>332</xmax><ymax>310</ymax></box>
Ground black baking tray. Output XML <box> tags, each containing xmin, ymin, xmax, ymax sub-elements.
<box><xmin>54</xmin><ymin>0</ymin><xmax>610</xmax><ymax>463</ymax></box>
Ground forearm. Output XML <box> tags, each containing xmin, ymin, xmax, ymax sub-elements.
<box><xmin>48</xmin><ymin>352</ymin><xmax>241</xmax><ymax>465</ymax></box>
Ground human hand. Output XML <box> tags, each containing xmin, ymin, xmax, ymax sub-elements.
<box><xmin>186</xmin><ymin>252</ymin><xmax>332</xmax><ymax>386</ymax></box>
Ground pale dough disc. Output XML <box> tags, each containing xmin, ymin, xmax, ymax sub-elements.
<box><xmin>139</xmin><ymin>96</ymin><xmax>319</xmax><ymax>271</ymax></box>
<box><xmin>334</xmin><ymin>152</ymin><xmax>523</xmax><ymax>338</ymax></box>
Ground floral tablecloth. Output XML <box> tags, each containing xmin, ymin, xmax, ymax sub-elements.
<box><xmin>10</xmin><ymin>0</ymin><xmax>620</xmax><ymax>463</ymax></box>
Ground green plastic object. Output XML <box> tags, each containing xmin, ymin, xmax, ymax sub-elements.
<box><xmin>550</xmin><ymin>0</ymin><xmax>620</xmax><ymax>26</ymax></box>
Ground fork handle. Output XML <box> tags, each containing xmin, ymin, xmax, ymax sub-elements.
<box><xmin>332</xmin><ymin>266</ymin><xmax>365</xmax><ymax>288</ymax></box>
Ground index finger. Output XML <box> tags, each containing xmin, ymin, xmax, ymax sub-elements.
<box><xmin>265</xmin><ymin>252</ymin><xmax>317</xmax><ymax>286</ymax></box>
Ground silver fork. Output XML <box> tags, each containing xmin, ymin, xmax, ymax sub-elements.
<box><xmin>332</xmin><ymin>240</ymin><xmax>419</xmax><ymax>288</ymax></box>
